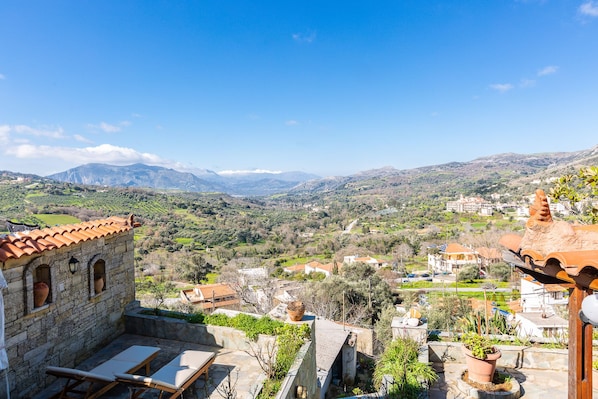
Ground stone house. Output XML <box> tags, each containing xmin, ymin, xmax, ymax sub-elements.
<box><xmin>179</xmin><ymin>283</ymin><xmax>240</xmax><ymax>312</ymax></box>
<box><xmin>0</xmin><ymin>215</ymin><xmax>137</xmax><ymax>398</ymax></box>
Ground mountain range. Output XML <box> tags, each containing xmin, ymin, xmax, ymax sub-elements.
<box><xmin>46</xmin><ymin>145</ymin><xmax>598</xmax><ymax>197</ymax></box>
<box><xmin>47</xmin><ymin>163</ymin><xmax>320</xmax><ymax>196</ymax></box>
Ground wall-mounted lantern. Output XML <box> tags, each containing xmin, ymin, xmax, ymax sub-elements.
<box><xmin>68</xmin><ymin>256</ymin><xmax>80</xmax><ymax>274</ymax></box>
<box><xmin>580</xmin><ymin>292</ymin><xmax>598</xmax><ymax>326</ymax></box>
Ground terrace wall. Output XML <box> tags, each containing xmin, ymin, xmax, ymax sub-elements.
<box><xmin>428</xmin><ymin>341</ymin><xmax>569</xmax><ymax>370</ymax></box>
<box><xmin>124</xmin><ymin>306</ymin><xmax>319</xmax><ymax>399</ymax></box>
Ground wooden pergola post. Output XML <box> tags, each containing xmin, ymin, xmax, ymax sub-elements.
<box><xmin>569</xmin><ymin>285</ymin><xmax>593</xmax><ymax>398</ymax></box>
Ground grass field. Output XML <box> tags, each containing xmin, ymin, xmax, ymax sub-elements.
<box><xmin>34</xmin><ymin>214</ymin><xmax>81</xmax><ymax>226</ymax></box>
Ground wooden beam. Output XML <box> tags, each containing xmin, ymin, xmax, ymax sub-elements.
<box><xmin>568</xmin><ymin>286</ymin><xmax>593</xmax><ymax>398</ymax></box>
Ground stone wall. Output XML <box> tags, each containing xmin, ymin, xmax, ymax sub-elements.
<box><xmin>1</xmin><ymin>230</ymin><xmax>135</xmax><ymax>398</ymax></box>
<box><xmin>125</xmin><ymin>306</ymin><xmax>319</xmax><ymax>399</ymax></box>
<box><xmin>428</xmin><ymin>341</ymin><xmax>569</xmax><ymax>371</ymax></box>
<box><xmin>124</xmin><ymin>305</ymin><xmax>276</xmax><ymax>351</ymax></box>
<box><xmin>276</xmin><ymin>332</ymin><xmax>318</xmax><ymax>399</ymax></box>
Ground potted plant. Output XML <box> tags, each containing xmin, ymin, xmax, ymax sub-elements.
<box><xmin>461</xmin><ymin>332</ymin><xmax>502</xmax><ymax>384</ymax></box>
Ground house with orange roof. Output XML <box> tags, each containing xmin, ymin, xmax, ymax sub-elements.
<box><xmin>343</xmin><ymin>255</ymin><xmax>385</xmax><ymax>268</ymax></box>
<box><xmin>180</xmin><ymin>283</ymin><xmax>240</xmax><ymax>312</ymax></box>
<box><xmin>475</xmin><ymin>247</ymin><xmax>502</xmax><ymax>269</ymax></box>
<box><xmin>305</xmin><ymin>261</ymin><xmax>340</xmax><ymax>277</ymax></box>
<box><xmin>0</xmin><ymin>215</ymin><xmax>138</xmax><ymax>397</ymax></box>
<box><xmin>283</xmin><ymin>263</ymin><xmax>307</xmax><ymax>274</ymax></box>
<box><xmin>427</xmin><ymin>243</ymin><xmax>479</xmax><ymax>274</ymax></box>
<box><xmin>284</xmin><ymin>261</ymin><xmax>342</xmax><ymax>277</ymax></box>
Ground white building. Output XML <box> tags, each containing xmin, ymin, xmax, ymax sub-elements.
<box><xmin>427</xmin><ymin>243</ymin><xmax>479</xmax><ymax>274</ymax></box>
<box><xmin>512</xmin><ymin>276</ymin><xmax>569</xmax><ymax>339</ymax></box>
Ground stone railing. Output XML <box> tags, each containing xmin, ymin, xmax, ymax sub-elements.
<box><xmin>428</xmin><ymin>341</ymin><xmax>569</xmax><ymax>370</ymax></box>
<box><xmin>124</xmin><ymin>305</ymin><xmax>318</xmax><ymax>398</ymax></box>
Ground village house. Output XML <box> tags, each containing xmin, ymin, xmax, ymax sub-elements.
<box><xmin>179</xmin><ymin>283</ymin><xmax>240</xmax><ymax>312</ymax></box>
<box><xmin>0</xmin><ymin>215</ymin><xmax>138</xmax><ymax>397</ymax></box>
<box><xmin>445</xmin><ymin>195</ymin><xmax>493</xmax><ymax>215</ymax></box>
<box><xmin>427</xmin><ymin>243</ymin><xmax>479</xmax><ymax>274</ymax></box>
<box><xmin>283</xmin><ymin>260</ymin><xmax>342</xmax><ymax>277</ymax></box>
<box><xmin>475</xmin><ymin>246</ymin><xmax>502</xmax><ymax>271</ymax></box>
<box><xmin>343</xmin><ymin>255</ymin><xmax>385</xmax><ymax>268</ymax></box>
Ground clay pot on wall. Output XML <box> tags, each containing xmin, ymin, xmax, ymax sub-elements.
<box><xmin>287</xmin><ymin>301</ymin><xmax>306</xmax><ymax>321</ymax></box>
<box><xmin>33</xmin><ymin>281</ymin><xmax>49</xmax><ymax>307</ymax></box>
<box><xmin>94</xmin><ymin>275</ymin><xmax>104</xmax><ymax>294</ymax></box>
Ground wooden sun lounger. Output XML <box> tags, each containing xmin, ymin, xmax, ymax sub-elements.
<box><xmin>46</xmin><ymin>345</ymin><xmax>160</xmax><ymax>399</ymax></box>
<box><xmin>115</xmin><ymin>350</ymin><xmax>216</xmax><ymax>399</ymax></box>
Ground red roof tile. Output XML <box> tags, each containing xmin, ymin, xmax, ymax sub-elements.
<box><xmin>500</xmin><ymin>190</ymin><xmax>598</xmax><ymax>290</ymax></box>
<box><xmin>0</xmin><ymin>215</ymin><xmax>136</xmax><ymax>262</ymax></box>
<box><xmin>444</xmin><ymin>243</ymin><xmax>475</xmax><ymax>254</ymax></box>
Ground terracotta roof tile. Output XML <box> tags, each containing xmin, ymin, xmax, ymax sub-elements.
<box><xmin>501</xmin><ymin>189</ymin><xmax>598</xmax><ymax>289</ymax></box>
<box><xmin>444</xmin><ymin>243</ymin><xmax>475</xmax><ymax>254</ymax></box>
<box><xmin>0</xmin><ymin>216</ymin><xmax>135</xmax><ymax>263</ymax></box>
<box><xmin>284</xmin><ymin>264</ymin><xmax>306</xmax><ymax>272</ymax></box>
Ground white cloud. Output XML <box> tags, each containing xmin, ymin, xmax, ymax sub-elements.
<box><xmin>538</xmin><ymin>65</ymin><xmax>559</xmax><ymax>76</ymax></box>
<box><xmin>4</xmin><ymin>143</ymin><xmax>168</xmax><ymax>167</ymax></box>
<box><xmin>285</xmin><ymin>120</ymin><xmax>299</xmax><ymax>126</ymax></box>
<box><xmin>489</xmin><ymin>83</ymin><xmax>514</xmax><ymax>93</ymax></box>
<box><xmin>13</xmin><ymin>125</ymin><xmax>65</xmax><ymax>138</ymax></box>
<box><xmin>520</xmin><ymin>79</ymin><xmax>536</xmax><ymax>88</ymax></box>
<box><xmin>292</xmin><ymin>31</ymin><xmax>317</xmax><ymax>43</ymax></box>
<box><xmin>0</xmin><ymin>73</ymin><xmax>5</xmax><ymax>80</ymax></box>
<box><xmin>88</xmin><ymin>120</ymin><xmax>131</xmax><ymax>133</ymax></box>
<box><xmin>0</xmin><ymin>125</ymin><xmax>10</xmax><ymax>143</ymax></box>
<box><xmin>580</xmin><ymin>1</ymin><xmax>598</xmax><ymax>16</ymax></box>
<box><xmin>73</xmin><ymin>134</ymin><xmax>93</xmax><ymax>143</ymax></box>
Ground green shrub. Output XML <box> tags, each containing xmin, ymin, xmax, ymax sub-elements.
<box><xmin>373</xmin><ymin>338</ymin><xmax>437</xmax><ymax>398</ymax></box>
<box><xmin>186</xmin><ymin>312</ymin><xmax>205</xmax><ymax>324</ymax></box>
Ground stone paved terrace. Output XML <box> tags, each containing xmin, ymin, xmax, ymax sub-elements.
<box><xmin>34</xmin><ymin>333</ymin><xmax>265</xmax><ymax>399</ymax></box>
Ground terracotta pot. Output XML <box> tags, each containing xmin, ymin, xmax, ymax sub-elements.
<box><xmin>94</xmin><ymin>276</ymin><xmax>104</xmax><ymax>293</ymax></box>
<box><xmin>287</xmin><ymin>301</ymin><xmax>306</xmax><ymax>321</ymax></box>
<box><xmin>34</xmin><ymin>282</ymin><xmax>49</xmax><ymax>307</ymax></box>
<box><xmin>462</xmin><ymin>346</ymin><xmax>502</xmax><ymax>383</ymax></box>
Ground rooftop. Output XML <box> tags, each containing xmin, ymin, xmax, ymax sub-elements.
<box><xmin>0</xmin><ymin>215</ymin><xmax>135</xmax><ymax>262</ymax></box>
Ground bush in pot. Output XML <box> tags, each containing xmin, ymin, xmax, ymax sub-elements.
<box><xmin>460</xmin><ymin>332</ymin><xmax>501</xmax><ymax>384</ymax></box>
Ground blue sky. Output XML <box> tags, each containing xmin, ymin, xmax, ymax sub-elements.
<box><xmin>1</xmin><ymin>1</ymin><xmax>598</xmax><ymax>177</ymax></box>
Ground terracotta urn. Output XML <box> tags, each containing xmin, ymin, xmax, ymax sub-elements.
<box><xmin>33</xmin><ymin>281</ymin><xmax>49</xmax><ymax>307</ymax></box>
<box><xmin>94</xmin><ymin>275</ymin><xmax>104</xmax><ymax>293</ymax></box>
<box><xmin>287</xmin><ymin>301</ymin><xmax>306</xmax><ymax>321</ymax></box>
<box><xmin>462</xmin><ymin>346</ymin><xmax>502</xmax><ymax>383</ymax></box>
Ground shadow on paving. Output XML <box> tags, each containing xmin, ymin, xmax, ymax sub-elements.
<box><xmin>35</xmin><ymin>333</ymin><xmax>266</xmax><ymax>399</ymax></box>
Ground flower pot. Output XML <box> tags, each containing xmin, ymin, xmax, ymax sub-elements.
<box><xmin>34</xmin><ymin>282</ymin><xmax>49</xmax><ymax>307</ymax></box>
<box><xmin>462</xmin><ymin>346</ymin><xmax>502</xmax><ymax>383</ymax></box>
<box><xmin>287</xmin><ymin>301</ymin><xmax>306</xmax><ymax>321</ymax></box>
<box><xmin>94</xmin><ymin>276</ymin><xmax>104</xmax><ymax>293</ymax></box>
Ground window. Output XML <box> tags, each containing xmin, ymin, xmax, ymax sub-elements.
<box><xmin>33</xmin><ymin>264</ymin><xmax>52</xmax><ymax>308</ymax></box>
<box><xmin>93</xmin><ymin>259</ymin><xmax>106</xmax><ymax>295</ymax></box>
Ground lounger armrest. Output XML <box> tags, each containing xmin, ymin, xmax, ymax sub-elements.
<box><xmin>114</xmin><ymin>373</ymin><xmax>179</xmax><ymax>391</ymax></box>
<box><xmin>46</xmin><ymin>366</ymin><xmax>115</xmax><ymax>383</ymax></box>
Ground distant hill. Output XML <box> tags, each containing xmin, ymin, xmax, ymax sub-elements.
<box><xmin>37</xmin><ymin>145</ymin><xmax>598</xmax><ymax>198</ymax></box>
<box><xmin>47</xmin><ymin>163</ymin><xmax>320</xmax><ymax>196</ymax></box>
<box><xmin>290</xmin><ymin>146</ymin><xmax>598</xmax><ymax>200</ymax></box>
